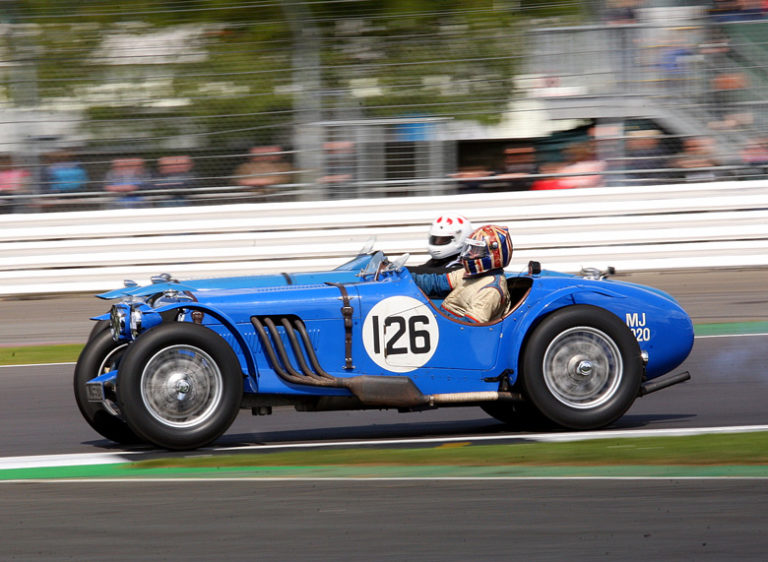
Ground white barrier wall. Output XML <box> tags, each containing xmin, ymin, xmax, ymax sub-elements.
<box><xmin>1</xmin><ymin>180</ymin><xmax>767</xmax><ymax>296</ymax></box>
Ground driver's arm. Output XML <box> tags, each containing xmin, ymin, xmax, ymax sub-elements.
<box><xmin>413</xmin><ymin>272</ymin><xmax>452</xmax><ymax>298</ymax></box>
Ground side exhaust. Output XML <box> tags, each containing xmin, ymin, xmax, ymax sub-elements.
<box><xmin>251</xmin><ymin>316</ymin><xmax>521</xmax><ymax>409</ymax></box>
<box><xmin>639</xmin><ymin>371</ymin><xmax>691</xmax><ymax>396</ymax></box>
<box><xmin>252</xmin><ymin>316</ymin><xmax>428</xmax><ymax>407</ymax></box>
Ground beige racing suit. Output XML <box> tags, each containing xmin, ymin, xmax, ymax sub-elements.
<box><xmin>415</xmin><ymin>268</ymin><xmax>510</xmax><ymax>323</ymax></box>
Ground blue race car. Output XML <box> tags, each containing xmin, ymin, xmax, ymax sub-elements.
<box><xmin>76</xmin><ymin>251</ymin><xmax>693</xmax><ymax>450</ymax></box>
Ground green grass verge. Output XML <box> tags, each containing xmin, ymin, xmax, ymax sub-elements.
<box><xmin>133</xmin><ymin>432</ymin><xmax>768</xmax><ymax>470</ymax></box>
<box><xmin>3</xmin><ymin>463</ymin><xmax>768</xmax><ymax>480</ymax></box>
<box><xmin>693</xmin><ymin>321</ymin><xmax>768</xmax><ymax>336</ymax></box>
<box><xmin>0</xmin><ymin>344</ymin><xmax>84</xmax><ymax>365</ymax></box>
<box><xmin>3</xmin><ymin>432</ymin><xmax>768</xmax><ymax>480</ymax></box>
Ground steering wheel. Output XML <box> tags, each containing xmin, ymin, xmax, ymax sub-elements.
<box><xmin>374</xmin><ymin>253</ymin><xmax>410</xmax><ymax>281</ymax></box>
<box><xmin>373</xmin><ymin>258</ymin><xmax>390</xmax><ymax>281</ymax></box>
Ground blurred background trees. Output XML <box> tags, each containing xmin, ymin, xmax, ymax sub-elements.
<box><xmin>1</xmin><ymin>0</ymin><xmax>582</xmax><ymax>152</ymax></box>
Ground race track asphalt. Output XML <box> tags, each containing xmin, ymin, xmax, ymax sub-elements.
<box><xmin>2</xmin><ymin>480</ymin><xmax>767</xmax><ymax>561</ymax></box>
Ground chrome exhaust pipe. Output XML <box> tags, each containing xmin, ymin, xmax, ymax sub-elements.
<box><xmin>639</xmin><ymin>371</ymin><xmax>691</xmax><ymax>396</ymax></box>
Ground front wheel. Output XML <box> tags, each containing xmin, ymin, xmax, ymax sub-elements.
<box><xmin>73</xmin><ymin>329</ymin><xmax>143</xmax><ymax>444</ymax></box>
<box><xmin>520</xmin><ymin>305</ymin><xmax>642</xmax><ymax>430</ymax></box>
<box><xmin>87</xmin><ymin>319</ymin><xmax>110</xmax><ymax>342</ymax></box>
<box><xmin>117</xmin><ymin>323</ymin><xmax>243</xmax><ymax>450</ymax></box>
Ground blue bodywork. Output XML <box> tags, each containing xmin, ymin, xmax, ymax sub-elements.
<box><xmin>96</xmin><ymin>250</ymin><xmax>376</xmax><ymax>301</ymax></box>
<box><xmin>97</xmin><ymin>254</ymin><xmax>694</xmax><ymax>404</ymax></box>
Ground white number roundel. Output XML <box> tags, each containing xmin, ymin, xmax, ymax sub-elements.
<box><xmin>362</xmin><ymin>296</ymin><xmax>439</xmax><ymax>373</ymax></box>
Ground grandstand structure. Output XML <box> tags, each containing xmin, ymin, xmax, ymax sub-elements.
<box><xmin>525</xmin><ymin>5</ymin><xmax>768</xmax><ymax>180</ymax></box>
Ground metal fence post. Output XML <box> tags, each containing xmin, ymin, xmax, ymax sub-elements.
<box><xmin>281</xmin><ymin>1</ymin><xmax>323</xmax><ymax>200</ymax></box>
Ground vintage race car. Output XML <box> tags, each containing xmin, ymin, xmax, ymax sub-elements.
<box><xmin>75</xmin><ymin>251</ymin><xmax>694</xmax><ymax>450</ymax></box>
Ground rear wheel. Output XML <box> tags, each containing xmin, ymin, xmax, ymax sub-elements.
<box><xmin>520</xmin><ymin>305</ymin><xmax>642</xmax><ymax>430</ymax></box>
<box><xmin>117</xmin><ymin>323</ymin><xmax>243</xmax><ymax>450</ymax></box>
<box><xmin>73</xmin><ymin>329</ymin><xmax>143</xmax><ymax>444</ymax></box>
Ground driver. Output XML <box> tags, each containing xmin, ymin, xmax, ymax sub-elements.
<box><xmin>409</xmin><ymin>214</ymin><xmax>473</xmax><ymax>274</ymax></box>
<box><xmin>413</xmin><ymin>225</ymin><xmax>513</xmax><ymax>323</ymax></box>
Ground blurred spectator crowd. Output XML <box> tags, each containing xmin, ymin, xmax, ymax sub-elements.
<box><xmin>3</xmin><ymin>124</ymin><xmax>767</xmax><ymax>214</ymax></box>
<box><xmin>0</xmin><ymin>146</ymin><xmax>296</xmax><ymax>213</ymax></box>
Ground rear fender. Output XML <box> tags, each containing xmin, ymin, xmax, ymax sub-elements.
<box><xmin>501</xmin><ymin>287</ymin><xmax>630</xmax><ymax>386</ymax></box>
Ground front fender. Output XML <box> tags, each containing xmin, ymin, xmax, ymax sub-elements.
<box><xmin>152</xmin><ymin>303</ymin><xmax>258</xmax><ymax>385</ymax></box>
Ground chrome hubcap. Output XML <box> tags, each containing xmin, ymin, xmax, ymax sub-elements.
<box><xmin>575</xmin><ymin>359</ymin><xmax>593</xmax><ymax>377</ymax></box>
<box><xmin>542</xmin><ymin>327</ymin><xmax>623</xmax><ymax>409</ymax></box>
<box><xmin>140</xmin><ymin>345</ymin><xmax>223</xmax><ymax>428</ymax></box>
<box><xmin>175</xmin><ymin>378</ymin><xmax>191</xmax><ymax>395</ymax></box>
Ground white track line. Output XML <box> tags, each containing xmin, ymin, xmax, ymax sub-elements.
<box><xmin>2</xmin><ymin>425</ymin><xmax>768</xmax><ymax>471</ymax></box>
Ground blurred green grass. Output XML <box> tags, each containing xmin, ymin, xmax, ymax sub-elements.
<box><xmin>133</xmin><ymin>432</ymin><xmax>768</xmax><ymax>469</ymax></box>
<box><xmin>0</xmin><ymin>344</ymin><xmax>84</xmax><ymax>365</ymax></box>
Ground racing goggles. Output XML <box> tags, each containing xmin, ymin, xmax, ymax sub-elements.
<box><xmin>429</xmin><ymin>235</ymin><xmax>454</xmax><ymax>246</ymax></box>
<box><xmin>460</xmin><ymin>237</ymin><xmax>489</xmax><ymax>260</ymax></box>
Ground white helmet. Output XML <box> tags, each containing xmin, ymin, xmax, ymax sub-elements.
<box><xmin>427</xmin><ymin>214</ymin><xmax>473</xmax><ymax>259</ymax></box>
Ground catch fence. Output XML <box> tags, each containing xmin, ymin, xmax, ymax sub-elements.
<box><xmin>1</xmin><ymin>3</ymin><xmax>768</xmax><ymax>212</ymax></box>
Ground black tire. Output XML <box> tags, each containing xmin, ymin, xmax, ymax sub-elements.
<box><xmin>73</xmin><ymin>329</ymin><xmax>144</xmax><ymax>444</ymax></box>
<box><xmin>520</xmin><ymin>305</ymin><xmax>642</xmax><ymax>430</ymax></box>
<box><xmin>87</xmin><ymin>319</ymin><xmax>110</xmax><ymax>342</ymax></box>
<box><xmin>117</xmin><ymin>323</ymin><xmax>243</xmax><ymax>450</ymax></box>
